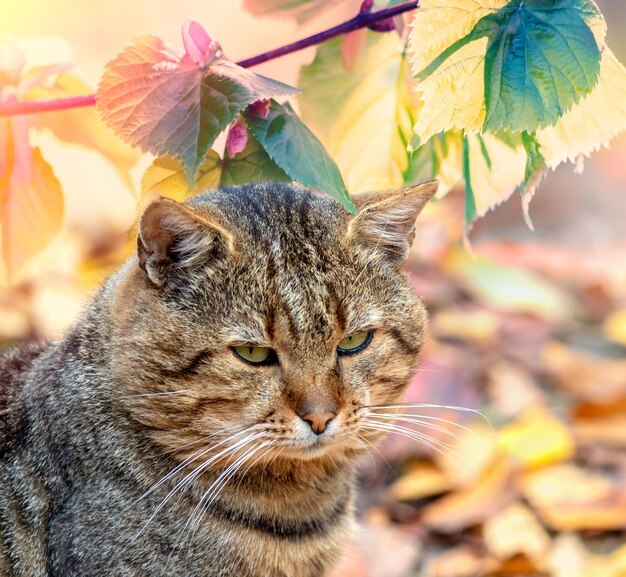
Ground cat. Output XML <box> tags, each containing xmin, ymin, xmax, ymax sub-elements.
<box><xmin>0</xmin><ymin>180</ymin><xmax>437</xmax><ymax>577</ymax></box>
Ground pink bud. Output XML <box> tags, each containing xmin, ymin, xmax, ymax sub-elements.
<box><xmin>182</xmin><ymin>20</ymin><xmax>220</xmax><ymax>67</ymax></box>
<box><xmin>226</xmin><ymin>118</ymin><xmax>248</xmax><ymax>158</ymax></box>
<box><xmin>247</xmin><ymin>99</ymin><xmax>271</xmax><ymax>119</ymax></box>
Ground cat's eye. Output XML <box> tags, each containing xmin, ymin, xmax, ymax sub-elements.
<box><xmin>232</xmin><ymin>345</ymin><xmax>277</xmax><ymax>366</ymax></box>
<box><xmin>337</xmin><ymin>331</ymin><xmax>373</xmax><ymax>355</ymax></box>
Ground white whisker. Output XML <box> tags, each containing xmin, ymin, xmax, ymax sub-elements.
<box><xmin>361</xmin><ymin>421</ymin><xmax>462</xmax><ymax>460</ymax></box>
<box><xmin>120</xmin><ymin>389</ymin><xmax>191</xmax><ymax>399</ymax></box>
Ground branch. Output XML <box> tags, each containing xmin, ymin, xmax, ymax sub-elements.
<box><xmin>237</xmin><ymin>1</ymin><xmax>419</xmax><ymax>68</ymax></box>
<box><xmin>0</xmin><ymin>1</ymin><xmax>419</xmax><ymax>118</ymax></box>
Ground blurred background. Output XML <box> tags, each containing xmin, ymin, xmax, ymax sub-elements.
<box><xmin>1</xmin><ymin>1</ymin><xmax>626</xmax><ymax>576</ymax></box>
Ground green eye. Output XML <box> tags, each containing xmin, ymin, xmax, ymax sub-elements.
<box><xmin>337</xmin><ymin>331</ymin><xmax>373</xmax><ymax>355</ymax></box>
<box><xmin>232</xmin><ymin>345</ymin><xmax>277</xmax><ymax>366</ymax></box>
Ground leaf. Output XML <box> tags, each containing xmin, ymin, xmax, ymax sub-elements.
<box><xmin>26</xmin><ymin>73</ymin><xmax>140</xmax><ymax>190</ymax></box>
<box><xmin>444</xmin><ymin>249</ymin><xmax>577</xmax><ymax>321</ymax></box>
<box><xmin>0</xmin><ymin>118</ymin><xmax>64</xmax><ymax>277</ymax></box>
<box><xmin>244</xmin><ymin>99</ymin><xmax>354</xmax><ymax>212</ymax></box>
<box><xmin>421</xmin><ymin>459</ymin><xmax>516</xmax><ymax>533</ymax></box>
<box><xmin>299</xmin><ymin>32</ymin><xmax>415</xmax><ymax>192</ymax></box>
<box><xmin>497</xmin><ymin>409</ymin><xmax>574</xmax><ymax>469</ymax></box>
<box><xmin>389</xmin><ymin>461</ymin><xmax>452</xmax><ymax>501</ymax></box>
<box><xmin>603</xmin><ymin>308</ymin><xmax>626</xmax><ymax>348</ymax></box>
<box><xmin>141</xmin><ymin>152</ymin><xmax>222</xmax><ymax>203</ymax></box>
<box><xmin>537</xmin><ymin>48</ymin><xmax>626</xmax><ymax>168</ymax></box>
<box><xmin>410</xmin><ymin>0</ymin><xmax>607</xmax><ymax>137</ymax></box>
<box><xmin>97</xmin><ymin>34</ymin><xmax>296</xmax><ymax>180</ymax></box>
<box><xmin>483</xmin><ymin>503</ymin><xmax>550</xmax><ymax>563</ymax></box>
<box><xmin>220</xmin><ymin>131</ymin><xmax>290</xmax><ymax>187</ymax></box>
<box><xmin>410</xmin><ymin>37</ymin><xmax>489</xmax><ymax>149</ymax></box>
<box><xmin>141</xmin><ymin>134</ymin><xmax>289</xmax><ymax>201</ymax></box>
<box><xmin>520</xmin><ymin>464</ymin><xmax>626</xmax><ymax>531</ymax></box>
<box><xmin>242</xmin><ymin>0</ymin><xmax>342</xmax><ymax>24</ymax></box>
<box><xmin>542</xmin><ymin>341</ymin><xmax>626</xmax><ymax>403</ymax></box>
<box><xmin>435</xmin><ymin>131</ymin><xmax>527</xmax><ymax>222</ymax></box>
<box><xmin>479</xmin><ymin>0</ymin><xmax>605</xmax><ymax>132</ymax></box>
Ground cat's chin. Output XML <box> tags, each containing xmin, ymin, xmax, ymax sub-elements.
<box><xmin>278</xmin><ymin>437</ymin><xmax>359</xmax><ymax>463</ymax></box>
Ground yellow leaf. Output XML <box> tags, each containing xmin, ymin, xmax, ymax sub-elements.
<box><xmin>141</xmin><ymin>153</ymin><xmax>221</xmax><ymax>204</ymax></box>
<box><xmin>434</xmin><ymin>132</ymin><xmax>526</xmax><ymax>217</ymax></box>
<box><xmin>538</xmin><ymin>48</ymin><xmax>626</xmax><ymax>168</ymax></box>
<box><xmin>466</xmin><ymin>133</ymin><xmax>526</xmax><ymax>217</ymax></box>
<box><xmin>520</xmin><ymin>464</ymin><xmax>626</xmax><ymax>531</ymax></box>
<box><xmin>299</xmin><ymin>32</ymin><xmax>413</xmax><ymax>192</ymax></box>
<box><xmin>26</xmin><ymin>73</ymin><xmax>140</xmax><ymax>191</ymax></box>
<box><xmin>411</xmin><ymin>38</ymin><xmax>488</xmax><ymax>148</ymax></box>
<box><xmin>409</xmin><ymin>0</ymin><xmax>508</xmax><ymax>75</ymax></box>
<box><xmin>422</xmin><ymin>459</ymin><xmax>515</xmax><ymax>533</ymax></box>
<box><xmin>604</xmin><ymin>308</ymin><xmax>626</xmax><ymax>347</ymax></box>
<box><xmin>483</xmin><ymin>503</ymin><xmax>551</xmax><ymax>563</ymax></box>
<box><xmin>389</xmin><ymin>461</ymin><xmax>452</xmax><ymax>501</ymax></box>
<box><xmin>435</xmin><ymin>423</ymin><xmax>496</xmax><ymax>488</ymax></box>
<box><xmin>497</xmin><ymin>410</ymin><xmax>574</xmax><ymax>469</ymax></box>
<box><xmin>0</xmin><ymin>119</ymin><xmax>64</xmax><ymax>278</ymax></box>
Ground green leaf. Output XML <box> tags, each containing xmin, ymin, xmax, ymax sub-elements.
<box><xmin>480</xmin><ymin>0</ymin><xmax>604</xmax><ymax>132</ymax></box>
<box><xmin>445</xmin><ymin>249</ymin><xmax>577</xmax><ymax>322</ymax></box>
<box><xmin>244</xmin><ymin>100</ymin><xmax>355</xmax><ymax>212</ymax></box>
<box><xmin>221</xmin><ymin>131</ymin><xmax>290</xmax><ymax>187</ymax></box>
<box><xmin>299</xmin><ymin>32</ymin><xmax>416</xmax><ymax>192</ymax></box>
<box><xmin>411</xmin><ymin>0</ymin><xmax>607</xmax><ymax>136</ymax></box>
<box><xmin>520</xmin><ymin>130</ymin><xmax>545</xmax><ymax>190</ymax></box>
<box><xmin>462</xmin><ymin>133</ymin><xmax>476</xmax><ymax>229</ymax></box>
<box><xmin>97</xmin><ymin>35</ymin><xmax>296</xmax><ymax>181</ymax></box>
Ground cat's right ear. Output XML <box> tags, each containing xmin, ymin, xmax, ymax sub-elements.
<box><xmin>137</xmin><ymin>197</ymin><xmax>233</xmax><ymax>287</ymax></box>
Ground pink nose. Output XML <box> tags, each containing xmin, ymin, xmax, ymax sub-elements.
<box><xmin>300</xmin><ymin>412</ymin><xmax>336</xmax><ymax>435</ymax></box>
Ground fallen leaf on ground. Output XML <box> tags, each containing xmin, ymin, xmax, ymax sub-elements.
<box><xmin>390</xmin><ymin>461</ymin><xmax>452</xmax><ymax>502</ymax></box>
<box><xmin>486</xmin><ymin>361</ymin><xmax>546</xmax><ymax>418</ymax></box>
<box><xmin>520</xmin><ymin>463</ymin><xmax>626</xmax><ymax>531</ymax></box>
<box><xmin>497</xmin><ymin>409</ymin><xmax>574</xmax><ymax>470</ymax></box>
<box><xmin>422</xmin><ymin>459</ymin><xmax>515</xmax><ymax>533</ymax></box>
<box><xmin>543</xmin><ymin>341</ymin><xmax>626</xmax><ymax>402</ymax></box>
<box><xmin>483</xmin><ymin>503</ymin><xmax>550</xmax><ymax>565</ymax></box>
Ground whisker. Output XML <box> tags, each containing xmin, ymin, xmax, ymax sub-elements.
<box><xmin>361</xmin><ymin>421</ymin><xmax>462</xmax><ymax>460</ymax></box>
<box><xmin>362</xmin><ymin>413</ymin><xmax>468</xmax><ymax>440</ymax></box>
<box><xmin>120</xmin><ymin>389</ymin><xmax>191</xmax><ymax>399</ymax></box>
<box><xmin>347</xmin><ymin>430</ymin><xmax>392</xmax><ymax>473</ymax></box>
<box><xmin>363</xmin><ymin>403</ymin><xmax>492</xmax><ymax>428</ymax></box>
<box><xmin>132</xmin><ymin>431</ymin><xmax>264</xmax><ymax>543</ymax></box>
<box><xmin>136</xmin><ymin>427</ymin><xmax>250</xmax><ymax>504</ymax></box>
<box><xmin>183</xmin><ymin>440</ymin><xmax>269</xmax><ymax>547</ymax></box>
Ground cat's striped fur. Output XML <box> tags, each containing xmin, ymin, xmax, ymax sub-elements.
<box><xmin>0</xmin><ymin>181</ymin><xmax>436</xmax><ymax>576</ymax></box>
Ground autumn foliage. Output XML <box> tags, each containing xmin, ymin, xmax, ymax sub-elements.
<box><xmin>1</xmin><ymin>1</ymin><xmax>626</xmax><ymax>574</ymax></box>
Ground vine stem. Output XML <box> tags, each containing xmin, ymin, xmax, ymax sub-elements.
<box><xmin>0</xmin><ymin>1</ymin><xmax>419</xmax><ymax>118</ymax></box>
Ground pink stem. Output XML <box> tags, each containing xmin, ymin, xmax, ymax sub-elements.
<box><xmin>0</xmin><ymin>1</ymin><xmax>418</xmax><ymax>118</ymax></box>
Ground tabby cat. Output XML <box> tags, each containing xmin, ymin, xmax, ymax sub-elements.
<box><xmin>0</xmin><ymin>180</ymin><xmax>437</xmax><ymax>577</ymax></box>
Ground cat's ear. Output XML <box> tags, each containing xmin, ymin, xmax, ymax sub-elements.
<box><xmin>137</xmin><ymin>197</ymin><xmax>233</xmax><ymax>287</ymax></box>
<box><xmin>346</xmin><ymin>180</ymin><xmax>438</xmax><ymax>264</ymax></box>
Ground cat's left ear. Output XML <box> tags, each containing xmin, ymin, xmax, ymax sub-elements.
<box><xmin>346</xmin><ymin>180</ymin><xmax>438</xmax><ymax>264</ymax></box>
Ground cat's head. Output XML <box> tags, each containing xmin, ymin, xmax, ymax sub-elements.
<box><xmin>110</xmin><ymin>182</ymin><xmax>437</xmax><ymax>468</ymax></box>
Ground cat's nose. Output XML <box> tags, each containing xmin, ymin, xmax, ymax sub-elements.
<box><xmin>300</xmin><ymin>412</ymin><xmax>336</xmax><ymax>435</ymax></box>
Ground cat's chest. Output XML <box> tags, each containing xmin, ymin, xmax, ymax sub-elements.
<box><xmin>47</xmin><ymin>478</ymin><xmax>354</xmax><ymax>577</ymax></box>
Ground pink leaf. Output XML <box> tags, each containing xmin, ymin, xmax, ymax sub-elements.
<box><xmin>226</xmin><ymin>118</ymin><xmax>248</xmax><ymax>158</ymax></box>
<box><xmin>97</xmin><ymin>34</ymin><xmax>296</xmax><ymax>180</ymax></box>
